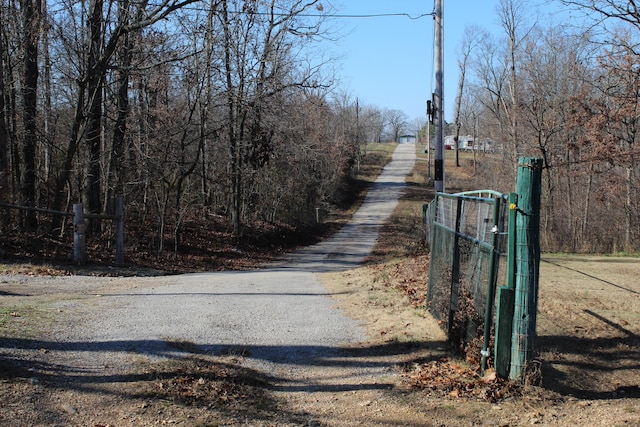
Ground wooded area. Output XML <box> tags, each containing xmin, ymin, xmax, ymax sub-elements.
<box><xmin>454</xmin><ymin>0</ymin><xmax>640</xmax><ymax>253</ymax></box>
<box><xmin>1</xmin><ymin>0</ymin><xmax>639</xmax><ymax>263</ymax></box>
<box><xmin>0</xmin><ymin>0</ymin><xmax>416</xmax><ymax>263</ymax></box>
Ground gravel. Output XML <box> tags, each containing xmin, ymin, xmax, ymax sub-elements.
<box><xmin>2</xmin><ymin>143</ymin><xmax>417</xmax><ymax>380</ymax></box>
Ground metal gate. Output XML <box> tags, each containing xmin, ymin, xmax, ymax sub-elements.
<box><xmin>425</xmin><ymin>190</ymin><xmax>508</xmax><ymax>370</ymax></box>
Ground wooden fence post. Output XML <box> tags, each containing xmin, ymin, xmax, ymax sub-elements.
<box><xmin>115</xmin><ymin>195</ymin><xmax>124</xmax><ymax>267</ymax></box>
<box><xmin>73</xmin><ymin>203</ymin><xmax>87</xmax><ymax>265</ymax></box>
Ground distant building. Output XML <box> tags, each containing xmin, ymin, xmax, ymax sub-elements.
<box><xmin>473</xmin><ymin>138</ymin><xmax>495</xmax><ymax>152</ymax></box>
<box><xmin>444</xmin><ymin>135</ymin><xmax>487</xmax><ymax>151</ymax></box>
<box><xmin>398</xmin><ymin>134</ymin><xmax>417</xmax><ymax>144</ymax></box>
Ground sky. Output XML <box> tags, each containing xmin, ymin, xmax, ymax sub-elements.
<box><xmin>325</xmin><ymin>0</ymin><xmax>560</xmax><ymax>124</ymax></box>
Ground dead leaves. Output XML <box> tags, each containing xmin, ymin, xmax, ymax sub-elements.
<box><xmin>147</xmin><ymin>357</ymin><xmax>265</xmax><ymax>408</ymax></box>
<box><xmin>402</xmin><ymin>358</ymin><xmax>522</xmax><ymax>403</ymax></box>
<box><xmin>368</xmin><ymin>254</ymin><xmax>429</xmax><ymax>308</ymax></box>
<box><xmin>156</xmin><ymin>373</ymin><xmax>245</xmax><ymax>405</ymax></box>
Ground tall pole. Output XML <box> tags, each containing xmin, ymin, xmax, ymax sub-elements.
<box><xmin>434</xmin><ymin>0</ymin><xmax>445</xmax><ymax>192</ymax></box>
<box><xmin>426</xmin><ymin>105</ymin><xmax>432</xmax><ymax>182</ymax></box>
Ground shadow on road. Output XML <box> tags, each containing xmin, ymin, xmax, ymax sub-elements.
<box><xmin>1</xmin><ymin>336</ymin><xmax>446</xmax><ymax>392</ymax></box>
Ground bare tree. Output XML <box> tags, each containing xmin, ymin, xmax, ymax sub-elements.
<box><xmin>559</xmin><ymin>0</ymin><xmax>640</xmax><ymax>35</ymax></box>
<box><xmin>330</xmin><ymin>90</ymin><xmax>361</xmax><ymax>167</ymax></box>
<box><xmin>452</xmin><ymin>0</ymin><xmax>640</xmax><ymax>252</ymax></box>
<box><xmin>518</xmin><ymin>24</ymin><xmax>593</xmax><ymax>250</ymax></box>
<box><xmin>498</xmin><ymin>0</ymin><xmax>533</xmax><ymax>165</ymax></box>
<box><xmin>469</xmin><ymin>33</ymin><xmax>509</xmax><ymax>156</ymax></box>
<box><xmin>107</xmin><ymin>0</ymin><xmax>136</xmax><ymax>208</ymax></box>
<box><xmin>453</xmin><ymin>25</ymin><xmax>484</xmax><ymax>167</ymax></box>
<box><xmin>218</xmin><ymin>0</ymin><xmax>332</xmax><ymax>237</ymax></box>
<box><xmin>385</xmin><ymin>108</ymin><xmax>408</xmax><ymax>142</ymax></box>
<box><xmin>82</xmin><ymin>0</ymin><xmax>106</xmax><ymax>232</ymax></box>
<box><xmin>410</xmin><ymin>117</ymin><xmax>426</xmax><ymax>141</ymax></box>
<box><xmin>51</xmin><ymin>0</ymin><xmax>202</xmax><ymax>232</ymax></box>
<box><xmin>361</xmin><ymin>105</ymin><xmax>385</xmax><ymax>144</ymax></box>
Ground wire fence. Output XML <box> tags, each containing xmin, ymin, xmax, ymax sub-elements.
<box><xmin>0</xmin><ymin>197</ymin><xmax>125</xmax><ymax>266</ymax></box>
<box><xmin>425</xmin><ymin>191</ymin><xmax>508</xmax><ymax>367</ymax></box>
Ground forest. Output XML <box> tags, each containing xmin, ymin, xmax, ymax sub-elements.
<box><xmin>454</xmin><ymin>0</ymin><xmax>640</xmax><ymax>253</ymax></box>
<box><xmin>1</xmin><ymin>0</ymin><xmax>639</xmax><ymax>266</ymax></box>
<box><xmin>0</xmin><ymin>0</ymin><xmax>412</xmax><ymax>265</ymax></box>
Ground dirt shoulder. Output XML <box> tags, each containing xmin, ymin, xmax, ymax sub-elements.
<box><xmin>1</xmin><ymin>254</ymin><xmax>639</xmax><ymax>426</ymax></box>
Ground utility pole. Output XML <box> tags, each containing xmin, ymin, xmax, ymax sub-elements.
<box><xmin>426</xmin><ymin>101</ymin><xmax>432</xmax><ymax>182</ymax></box>
<box><xmin>356</xmin><ymin>97</ymin><xmax>361</xmax><ymax>171</ymax></box>
<box><xmin>434</xmin><ymin>0</ymin><xmax>445</xmax><ymax>192</ymax></box>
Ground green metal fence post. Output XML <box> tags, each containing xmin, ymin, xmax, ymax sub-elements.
<box><xmin>494</xmin><ymin>192</ymin><xmax>517</xmax><ymax>378</ymax></box>
<box><xmin>509</xmin><ymin>158</ymin><xmax>542</xmax><ymax>382</ymax></box>
<box><xmin>448</xmin><ymin>198</ymin><xmax>464</xmax><ymax>339</ymax></box>
<box><xmin>481</xmin><ymin>196</ymin><xmax>502</xmax><ymax>373</ymax></box>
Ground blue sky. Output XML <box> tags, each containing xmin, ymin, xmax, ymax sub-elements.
<box><xmin>326</xmin><ymin>0</ymin><xmax>558</xmax><ymax>123</ymax></box>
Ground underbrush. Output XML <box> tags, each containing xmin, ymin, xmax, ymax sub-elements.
<box><xmin>0</xmin><ymin>145</ymin><xmax>397</xmax><ymax>275</ymax></box>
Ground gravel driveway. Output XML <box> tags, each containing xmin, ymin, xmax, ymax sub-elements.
<box><xmin>2</xmin><ymin>143</ymin><xmax>417</xmax><ymax>382</ymax></box>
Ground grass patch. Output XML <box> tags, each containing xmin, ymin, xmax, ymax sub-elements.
<box><xmin>605</xmin><ymin>252</ymin><xmax>640</xmax><ymax>258</ymax></box>
<box><xmin>0</xmin><ymin>304</ymin><xmax>47</xmax><ymax>339</ymax></box>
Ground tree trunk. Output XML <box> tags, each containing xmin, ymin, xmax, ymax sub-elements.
<box><xmin>20</xmin><ymin>0</ymin><xmax>41</xmax><ymax>230</ymax></box>
<box><xmin>42</xmin><ymin>0</ymin><xmax>52</xmax><ymax>200</ymax></box>
<box><xmin>109</xmin><ymin>55</ymin><xmax>129</xmax><ymax>207</ymax></box>
<box><xmin>0</xmin><ymin>16</ymin><xmax>9</xmax><ymax>204</ymax></box>
<box><xmin>581</xmin><ymin>161</ymin><xmax>594</xmax><ymax>250</ymax></box>
<box><xmin>453</xmin><ymin>67</ymin><xmax>466</xmax><ymax>168</ymax></box>
<box><xmin>84</xmin><ymin>0</ymin><xmax>105</xmax><ymax>235</ymax></box>
<box><xmin>51</xmin><ymin>83</ymin><xmax>85</xmax><ymax>234</ymax></box>
<box><xmin>625</xmin><ymin>166</ymin><xmax>632</xmax><ymax>251</ymax></box>
<box><xmin>499</xmin><ymin>0</ymin><xmax>522</xmax><ymax>166</ymax></box>
<box><xmin>108</xmin><ymin>0</ymin><xmax>134</xmax><ymax>210</ymax></box>
<box><xmin>221</xmin><ymin>0</ymin><xmax>242</xmax><ymax>237</ymax></box>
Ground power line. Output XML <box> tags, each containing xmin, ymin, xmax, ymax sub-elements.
<box><xmin>186</xmin><ymin>9</ymin><xmax>435</xmax><ymax>19</ymax></box>
<box><xmin>322</xmin><ymin>13</ymin><xmax>434</xmax><ymax>20</ymax></box>
<box><xmin>42</xmin><ymin>0</ymin><xmax>435</xmax><ymax>19</ymax></box>
<box><xmin>133</xmin><ymin>2</ymin><xmax>435</xmax><ymax>18</ymax></box>
<box><xmin>45</xmin><ymin>0</ymin><xmax>434</xmax><ymax>21</ymax></box>
<box><xmin>153</xmin><ymin>3</ymin><xmax>434</xmax><ymax>19</ymax></box>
